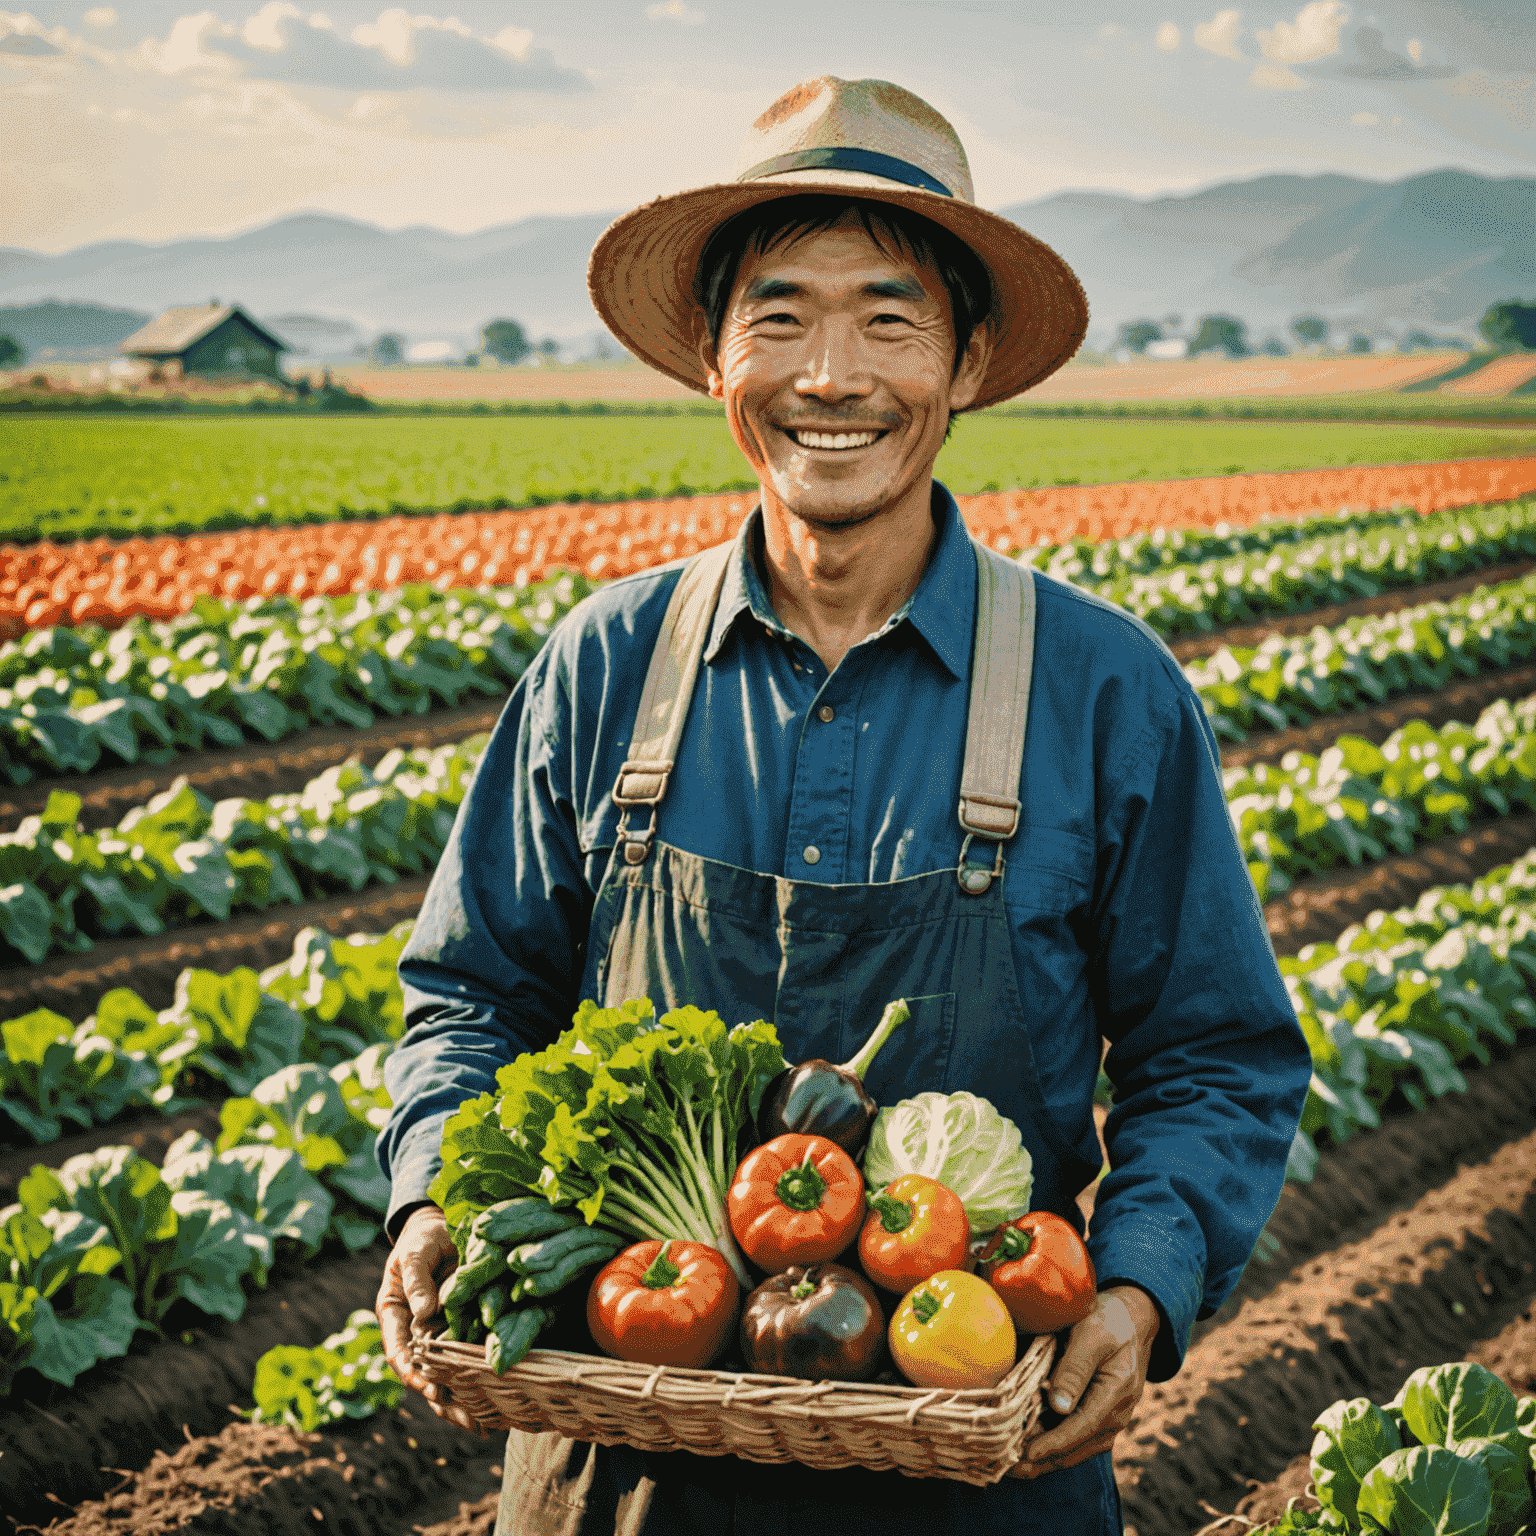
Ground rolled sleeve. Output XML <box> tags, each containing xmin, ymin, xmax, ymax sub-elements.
<box><xmin>1084</xmin><ymin>681</ymin><xmax>1311</xmax><ymax>1380</ymax></box>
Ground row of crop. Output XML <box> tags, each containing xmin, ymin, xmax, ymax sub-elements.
<box><xmin>0</xmin><ymin>572</ymin><xmax>585</xmax><ymax>784</ymax></box>
<box><xmin>4</xmin><ymin>501</ymin><xmax>1534</xmax><ymax>785</ymax></box>
<box><xmin>1227</xmin><ymin>694</ymin><xmax>1536</xmax><ymax>898</ymax></box>
<box><xmin>0</xmin><ymin>738</ymin><xmax>478</xmax><ymax>964</ymax></box>
<box><xmin>1</xmin><ymin>927</ymin><xmax>407</xmax><ymax>1394</ymax></box>
<box><xmin>1191</xmin><ymin>566</ymin><xmax>1536</xmax><ymax>741</ymax></box>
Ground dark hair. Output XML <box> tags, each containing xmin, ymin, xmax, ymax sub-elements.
<box><xmin>696</xmin><ymin>194</ymin><xmax>994</xmax><ymax>394</ymax></box>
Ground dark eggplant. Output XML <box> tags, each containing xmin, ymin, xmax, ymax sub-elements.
<box><xmin>739</xmin><ymin>1263</ymin><xmax>885</xmax><ymax>1382</ymax></box>
<box><xmin>756</xmin><ymin>999</ymin><xmax>909</xmax><ymax>1158</ymax></box>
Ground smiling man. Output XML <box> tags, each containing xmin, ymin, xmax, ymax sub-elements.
<box><xmin>375</xmin><ymin>77</ymin><xmax>1311</xmax><ymax>1536</ymax></box>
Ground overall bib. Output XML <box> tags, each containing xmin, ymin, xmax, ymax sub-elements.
<box><xmin>494</xmin><ymin>538</ymin><xmax>1121</xmax><ymax>1536</ymax></box>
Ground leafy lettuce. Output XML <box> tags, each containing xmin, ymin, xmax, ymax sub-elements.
<box><xmin>248</xmin><ymin>1308</ymin><xmax>402</xmax><ymax>1432</ymax></box>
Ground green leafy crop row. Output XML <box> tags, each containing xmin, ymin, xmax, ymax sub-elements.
<box><xmin>1190</xmin><ymin>567</ymin><xmax>1536</xmax><ymax>742</ymax></box>
<box><xmin>1226</xmin><ymin>696</ymin><xmax>1536</xmax><ymax>899</ymax></box>
<box><xmin>1056</xmin><ymin>496</ymin><xmax>1536</xmax><ymax>638</ymax></box>
<box><xmin>0</xmin><ymin>738</ymin><xmax>478</xmax><ymax>965</ymax></box>
<box><xmin>0</xmin><ymin>572</ymin><xmax>587</xmax><ymax>784</ymax></box>
<box><xmin>1</xmin><ymin>922</ymin><xmax>408</xmax><ymax>1144</ymax></box>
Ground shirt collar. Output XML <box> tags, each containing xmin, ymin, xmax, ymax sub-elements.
<box><xmin>702</xmin><ymin>481</ymin><xmax>975</xmax><ymax>681</ymax></box>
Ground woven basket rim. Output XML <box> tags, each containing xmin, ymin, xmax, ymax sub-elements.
<box><xmin>413</xmin><ymin>1330</ymin><xmax>1053</xmax><ymax>1420</ymax></box>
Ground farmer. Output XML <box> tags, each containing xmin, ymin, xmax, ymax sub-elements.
<box><xmin>376</xmin><ymin>76</ymin><xmax>1311</xmax><ymax>1536</ymax></box>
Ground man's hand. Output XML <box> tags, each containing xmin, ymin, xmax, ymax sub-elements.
<box><xmin>376</xmin><ymin>1204</ymin><xmax>486</xmax><ymax>1436</ymax></box>
<box><xmin>1011</xmin><ymin>1284</ymin><xmax>1160</xmax><ymax>1479</ymax></box>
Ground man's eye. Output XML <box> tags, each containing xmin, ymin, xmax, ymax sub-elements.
<box><xmin>757</xmin><ymin>312</ymin><xmax>798</xmax><ymax>325</ymax></box>
<box><xmin>872</xmin><ymin>313</ymin><xmax>909</xmax><ymax>325</ymax></box>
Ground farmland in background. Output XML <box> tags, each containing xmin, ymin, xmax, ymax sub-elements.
<box><xmin>7</xmin><ymin>414</ymin><xmax>1536</xmax><ymax>543</ymax></box>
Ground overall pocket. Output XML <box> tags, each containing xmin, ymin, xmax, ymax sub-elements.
<box><xmin>844</xmin><ymin>992</ymin><xmax>957</xmax><ymax>1110</ymax></box>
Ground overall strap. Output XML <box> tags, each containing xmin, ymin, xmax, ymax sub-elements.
<box><xmin>957</xmin><ymin>542</ymin><xmax>1037</xmax><ymax>894</ymax></box>
<box><xmin>612</xmin><ymin>541</ymin><xmax>734</xmax><ymax>863</ymax></box>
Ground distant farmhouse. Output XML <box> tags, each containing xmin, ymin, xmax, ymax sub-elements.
<box><xmin>121</xmin><ymin>302</ymin><xmax>289</xmax><ymax>381</ymax></box>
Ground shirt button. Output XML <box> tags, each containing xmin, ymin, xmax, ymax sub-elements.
<box><xmin>802</xmin><ymin>845</ymin><xmax>821</xmax><ymax>865</ymax></box>
<box><xmin>817</xmin><ymin>705</ymin><xmax>835</xmax><ymax>723</ymax></box>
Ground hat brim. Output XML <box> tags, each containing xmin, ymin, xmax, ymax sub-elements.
<box><xmin>586</xmin><ymin>170</ymin><xmax>1089</xmax><ymax>412</ymax></box>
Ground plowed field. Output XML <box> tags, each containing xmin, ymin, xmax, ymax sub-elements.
<box><xmin>5</xmin><ymin>461</ymin><xmax>1536</xmax><ymax>1536</ymax></box>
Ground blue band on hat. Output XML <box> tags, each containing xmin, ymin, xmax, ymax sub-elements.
<box><xmin>737</xmin><ymin>147</ymin><xmax>952</xmax><ymax>198</ymax></box>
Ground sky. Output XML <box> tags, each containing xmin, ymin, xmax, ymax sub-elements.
<box><xmin>0</xmin><ymin>0</ymin><xmax>1531</xmax><ymax>254</ymax></box>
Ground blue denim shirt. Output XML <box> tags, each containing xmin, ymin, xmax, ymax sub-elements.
<box><xmin>381</xmin><ymin>482</ymin><xmax>1310</xmax><ymax>1380</ymax></box>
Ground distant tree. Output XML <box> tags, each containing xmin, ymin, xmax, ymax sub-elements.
<box><xmin>370</xmin><ymin>333</ymin><xmax>404</xmax><ymax>366</ymax></box>
<box><xmin>1291</xmin><ymin>314</ymin><xmax>1329</xmax><ymax>347</ymax></box>
<box><xmin>1348</xmin><ymin>332</ymin><xmax>1372</xmax><ymax>354</ymax></box>
<box><xmin>1261</xmin><ymin>336</ymin><xmax>1289</xmax><ymax>357</ymax></box>
<box><xmin>0</xmin><ymin>333</ymin><xmax>23</xmax><ymax>367</ymax></box>
<box><xmin>1400</xmin><ymin>329</ymin><xmax>1438</xmax><ymax>351</ymax></box>
<box><xmin>1479</xmin><ymin>299</ymin><xmax>1536</xmax><ymax>351</ymax></box>
<box><xmin>1116</xmin><ymin>320</ymin><xmax>1163</xmax><ymax>354</ymax></box>
<box><xmin>482</xmin><ymin>318</ymin><xmax>531</xmax><ymax>364</ymax></box>
<box><xmin>537</xmin><ymin>338</ymin><xmax>560</xmax><ymax>359</ymax></box>
<box><xmin>463</xmin><ymin>351</ymin><xmax>480</xmax><ymax>367</ymax></box>
<box><xmin>1162</xmin><ymin>313</ymin><xmax>1183</xmax><ymax>333</ymax></box>
<box><xmin>1188</xmin><ymin>314</ymin><xmax>1249</xmax><ymax>359</ymax></box>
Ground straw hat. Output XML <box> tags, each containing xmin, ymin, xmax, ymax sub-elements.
<box><xmin>587</xmin><ymin>76</ymin><xmax>1088</xmax><ymax>411</ymax></box>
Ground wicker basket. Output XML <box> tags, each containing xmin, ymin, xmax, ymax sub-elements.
<box><xmin>410</xmin><ymin>1330</ymin><xmax>1056</xmax><ymax>1486</ymax></box>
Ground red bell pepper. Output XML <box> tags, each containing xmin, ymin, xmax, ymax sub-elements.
<box><xmin>978</xmin><ymin>1211</ymin><xmax>1097</xmax><ymax>1334</ymax></box>
<box><xmin>586</xmin><ymin>1239</ymin><xmax>739</xmax><ymax>1368</ymax></box>
<box><xmin>727</xmin><ymin>1133</ymin><xmax>866</xmax><ymax>1272</ymax></box>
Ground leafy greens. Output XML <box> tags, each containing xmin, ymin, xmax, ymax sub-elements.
<box><xmin>430</xmin><ymin>998</ymin><xmax>786</xmax><ymax>1286</ymax></box>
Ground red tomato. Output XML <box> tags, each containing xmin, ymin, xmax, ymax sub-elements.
<box><xmin>978</xmin><ymin>1211</ymin><xmax>1097</xmax><ymax>1334</ymax></box>
<box><xmin>857</xmin><ymin>1174</ymin><xmax>970</xmax><ymax>1293</ymax></box>
<box><xmin>586</xmin><ymin>1239</ymin><xmax>739</xmax><ymax>1369</ymax></box>
<box><xmin>727</xmin><ymin>1133</ymin><xmax>865</xmax><ymax>1272</ymax></box>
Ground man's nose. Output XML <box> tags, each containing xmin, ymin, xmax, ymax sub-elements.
<box><xmin>794</xmin><ymin>317</ymin><xmax>873</xmax><ymax>402</ymax></box>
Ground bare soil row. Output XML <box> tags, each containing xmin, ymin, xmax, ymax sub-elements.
<box><xmin>0</xmin><ymin>1248</ymin><xmax>391</xmax><ymax>1532</ymax></box>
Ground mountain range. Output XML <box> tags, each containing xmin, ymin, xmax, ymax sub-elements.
<box><xmin>1</xmin><ymin>168</ymin><xmax>1530</xmax><ymax>360</ymax></box>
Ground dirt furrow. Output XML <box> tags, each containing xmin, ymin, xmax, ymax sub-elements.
<box><xmin>0</xmin><ymin>696</ymin><xmax>507</xmax><ymax>837</ymax></box>
<box><xmin>1115</xmin><ymin>1126</ymin><xmax>1536</xmax><ymax>1536</ymax></box>
<box><xmin>1220</xmin><ymin>663</ymin><xmax>1536</xmax><ymax>770</ymax></box>
<box><xmin>1167</xmin><ymin>559</ymin><xmax>1536</xmax><ymax>662</ymax></box>
<box><xmin>0</xmin><ymin>1248</ymin><xmax>391</xmax><ymax>1532</ymax></box>
<box><xmin>1264</xmin><ymin>814</ymin><xmax>1536</xmax><ymax>954</ymax></box>
<box><xmin>19</xmin><ymin>1410</ymin><xmax>503</xmax><ymax>1536</ymax></box>
<box><xmin>0</xmin><ymin>877</ymin><xmax>430</xmax><ymax>1022</ymax></box>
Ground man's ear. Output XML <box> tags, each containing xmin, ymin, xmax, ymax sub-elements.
<box><xmin>948</xmin><ymin>321</ymin><xmax>993</xmax><ymax>414</ymax></box>
<box><xmin>694</xmin><ymin>310</ymin><xmax>725</xmax><ymax>402</ymax></box>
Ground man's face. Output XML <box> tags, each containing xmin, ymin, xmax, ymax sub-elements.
<box><xmin>699</xmin><ymin>211</ymin><xmax>988</xmax><ymax>531</ymax></box>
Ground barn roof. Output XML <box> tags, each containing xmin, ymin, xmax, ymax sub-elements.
<box><xmin>121</xmin><ymin>303</ymin><xmax>289</xmax><ymax>357</ymax></box>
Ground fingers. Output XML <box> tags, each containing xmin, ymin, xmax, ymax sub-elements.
<box><xmin>1028</xmin><ymin>1356</ymin><xmax>1135</xmax><ymax>1463</ymax></box>
<box><xmin>1011</xmin><ymin>1427</ymin><xmax>1120</xmax><ymax>1478</ymax></box>
<box><xmin>1042</xmin><ymin>1309</ymin><xmax>1118</xmax><ymax>1420</ymax></box>
<box><xmin>378</xmin><ymin>1262</ymin><xmax>435</xmax><ymax>1395</ymax></box>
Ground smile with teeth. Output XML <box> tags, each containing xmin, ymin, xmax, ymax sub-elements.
<box><xmin>788</xmin><ymin>428</ymin><xmax>885</xmax><ymax>451</ymax></box>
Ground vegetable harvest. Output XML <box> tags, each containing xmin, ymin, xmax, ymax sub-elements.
<box><xmin>888</xmin><ymin>1270</ymin><xmax>1016</xmax><ymax>1390</ymax></box>
<box><xmin>979</xmin><ymin>1211</ymin><xmax>1097</xmax><ymax>1334</ymax></box>
<box><xmin>430</xmin><ymin>998</ymin><xmax>786</xmax><ymax>1287</ymax></box>
<box><xmin>587</xmin><ymin>1240</ymin><xmax>739</xmax><ymax>1369</ymax></box>
<box><xmin>727</xmin><ymin>1133</ymin><xmax>866</xmax><ymax>1272</ymax></box>
<box><xmin>857</xmin><ymin>1173</ymin><xmax>970</xmax><ymax>1293</ymax></box>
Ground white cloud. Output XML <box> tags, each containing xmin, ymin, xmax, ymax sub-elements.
<box><xmin>1193</xmin><ymin>9</ymin><xmax>1244</xmax><ymax>60</ymax></box>
<box><xmin>139</xmin><ymin>12</ymin><xmax>239</xmax><ymax>74</ymax></box>
<box><xmin>1351</xmin><ymin>109</ymin><xmax>1377</xmax><ymax>124</ymax></box>
<box><xmin>1406</xmin><ymin>37</ymin><xmax>1422</xmax><ymax>64</ymax></box>
<box><xmin>491</xmin><ymin>25</ymin><xmax>531</xmax><ymax>59</ymax></box>
<box><xmin>1256</xmin><ymin>0</ymin><xmax>1347</xmax><ymax>65</ymax></box>
<box><xmin>1155</xmin><ymin>21</ymin><xmax>1180</xmax><ymax>50</ymax></box>
<box><xmin>1098</xmin><ymin>23</ymin><xmax>1122</xmax><ymax>41</ymax></box>
<box><xmin>242</xmin><ymin>2</ymin><xmax>302</xmax><ymax>50</ymax></box>
<box><xmin>1250</xmin><ymin>60</ymin><xmax>1306</xmax><ymax>88</ymax></box>
<box><xmin>645</xmin><ymin>1</ymin><xmax>704</xmax><ymax>23</ymax></box>
<box><xmin>84</xmin><ymin>7</ymin><xmax>115</xmax><ymax>24</ymax></box>
<box><xmin>350</xmin><ymin>9</ymin><xmax>470</xmax><ymax>66</ymax></box>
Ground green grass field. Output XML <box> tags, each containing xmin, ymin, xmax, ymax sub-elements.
<box><xmin>5</xmin><ymin>414</ymin><xmax>1534</xmax><ymax>543</ymax></box>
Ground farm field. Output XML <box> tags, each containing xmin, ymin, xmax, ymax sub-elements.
<box><xmin>6</xmin><ymin>414</ymin><xmax>1536</xmax><ymax>543</ymax></box>
<box><xmin>3</xmin><ymin>456</ymin><xmax>1536</xmax><ymax>1535</ymax></box>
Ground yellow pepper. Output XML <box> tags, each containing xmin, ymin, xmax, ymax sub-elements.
<box><xmin>888</xmin><ymin>1269</ymin><xmax>1017</xmax><ymax>1389</ymax></box>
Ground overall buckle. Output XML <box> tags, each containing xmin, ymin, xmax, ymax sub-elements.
<box><xmin>957</xmin><ymin>832</ymin><xmax>1004</xmax><ymax>895</ymax></box>
<box><xmin>615</xmin><ymin>808</ymin><xmax>658</xmax><ymax>866</ymax></box>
